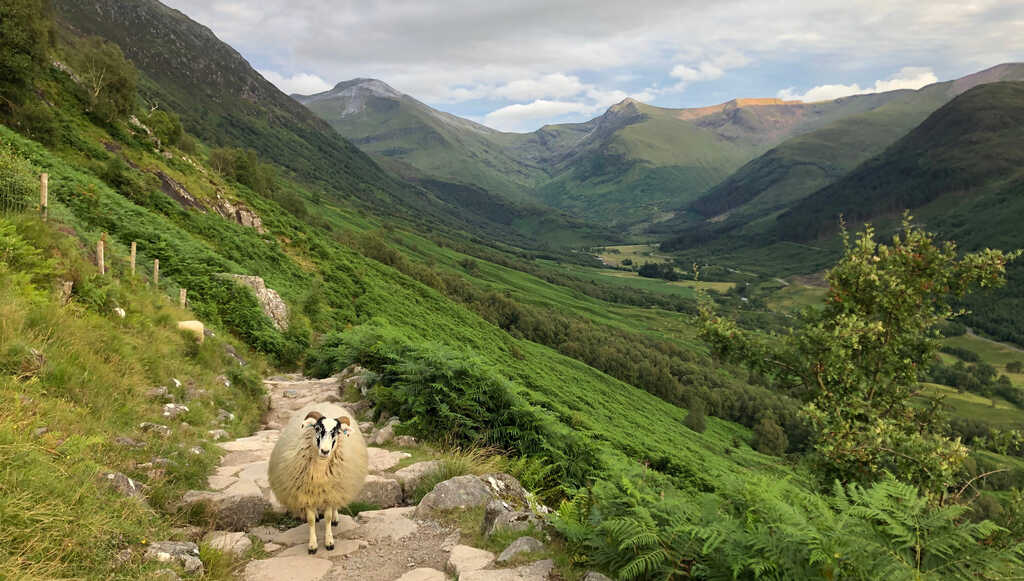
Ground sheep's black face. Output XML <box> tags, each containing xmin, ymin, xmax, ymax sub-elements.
<box><xmin>302</xmin><ymin>412</ymin><xmax>351</xmax><ymax>460</ymax></box>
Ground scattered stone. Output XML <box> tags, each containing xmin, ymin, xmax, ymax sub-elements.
<box><xmin>393</xmin><ymin>461</ymin><xmax>441</xmax><ymax>499</ymax></box>
<box><xmin>414</xmin><ymin>476</ymin><xmax>494</xmax><ymax>520</ymax></box>
<box><xmin>345</xmin><ymin>400</ymin><xmax>371</xmax><ymax>415</ymax></box>
<box><xmin>359</xmin><ymin>421</ymin><xmax>374</xmax><ymax>435</ymax></box>
<box><xmin>263</xmin><ymin>542</ymin><xmax>282</xmax><ymax>552</ymax></box>
<box><xmin>32</xmin><ymin>426</ymin><xmax>49</xmax><ymax>437</ymax></box>
<box><xmin>583</xmin><ymin>571</ymin><xmax>614</xmax><ymax>581</ymax></box>
<box><xmin>497</xmin><ymin>536</ymin><xmax>545</xmax><ymax>563</ymax></box>
<box><xmin>204</xmin><ymin>328</ymin><xmax>216</xmax><ymax>338</ymax></box>
<box><xmin>395</xmin><ymin>435</ymin><xmax>418</xmax><ymax>447</ymax></box>
<box><xmin>447</xmin><ymin>545</ymin><xmax>495</xmax><ymax>577</ymax></box>
<box><xmin>144</xmin><ymin>541</ymin><xmax>203</xmax><ymax>575</ymax></box>
<box><xmin>486</xmin><ymin>509</ymin><xmax>543</xmax><ymax>537</ymax></box>
<box><xmin>146</xmin><ymin>386</ymin><xmax>169</xmax><ymax>399</ymax></box>
<box><xmin>367</xmin><ymin>447</ymin><xmax>411</xmax><ymax>472</ymax></box>
<box><xmin>208</xmin><ymin>429</ymin><xmax>230</xmax><ymax>440</ymax></box>
<box><xmin>153</xmin><ymin>457</ymin><xmax>172</xmax><ymax>466</ymax></box>
<box><xmin>203</xmin><ymin>531</ymin><xmax>252</xmax><ymax>556</ymax></box>
<box><xmin>217</xmin><ymin>409</ymin><xmax>236</xmax><ymax>423</ymax></box>
<box><xmin>172</xmin><ymin>378</ymin><xmax>182</xmax><ymax>388</ymax></box>
<box><xmin>113</xmin><ymin>436</ymin><xmax>145</xmax><ymax>448</ymax></box>
<box><xmin>224</xmin><ymin>343</ymin><xmax>247</xmax><ymax>366</ymax></box>
<box><xmin>370</xmin><ymin>425</ymin><xmax>395</xmax><ymax>445</ymax></box>
<box><xmin>440</xmin><ymin>531</ymin><xmax>461</xmax><ymax>552</ymax></box>
<box><xmin>356</xmin><ymin>475</ymin><xmax>403</xmax><ymax>508</ymax></box>
<box><xmin>139</xmin><ymin>422</ymin><xmax>171</xmax><ymax>437</ymax></box>
<box><xmin>396</xmin><ymin>568</ymin><xmax>446</xmax><ymax>581</ymax></box>
<box><xmin>97</xmin><ymin>472</ymin><xmax>147</xmax><ymax>500</ymax></box>
<box><xmin>283</xmin><ymin>390</ymin><xmax>299</xmax><ymax>398</ymax></box>
<box><xmin>163</xmin><ymin>403</ymin><xmax>190</xmax><ymax>419</ymax></box>
<box><xmin>482</xmin><ymin>473</ymin><xmax>530</xmax><ymax>509</ymax></box>
<box><xmin>216</xmin><ymin>374</ymin><xmax>231</xmax><ymax>387</ymax></box>
<box><xmin>243</xmin><ymin>555</ymin><xmax>331</xmax><ymax>581</ymax></box>
<box><xmin>460</xmin><ymin>559</ymin><xmax>555</xmax><ymax>581</ymax></box>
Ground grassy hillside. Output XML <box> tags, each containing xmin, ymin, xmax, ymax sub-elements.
<box><xmin>0</xmin><ymin>213</ymin><xmax>267</xmax><ymax>579</ymax></box>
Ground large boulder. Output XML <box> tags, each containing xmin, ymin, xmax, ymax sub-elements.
<box><xmin>180</xmin><ymin>484</ymin><xmax>271</xmax><ymax>530</ymax></box>
<box><xmin>460</xmin><ymin>559</ymin><xmax>555</xmax><ymax>581</ymax></box>
<box><xmin>447</xmin><ymin>545</ymin><xmax>495</xmax><ymax>577</ymax></box>
<box><xmin>223</xmin><ymin>274</ymin><xmax>289</xmax><ymax>331</ymax></box>
<box><xmin>497</xmin><ymin>536</ymin><xmax>544</xmax><ymax>563</ymax></box>
<box><xmin>414</xmin><ymin>475</ymin><xmax>494</xmax><ymax>520</ymax></box>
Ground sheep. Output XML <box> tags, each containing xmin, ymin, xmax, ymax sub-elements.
<box><xmin>176</xmin><ymin>320</ymin><xmax>205</xmax><ymax>343</ymax></box>
<box><xmin>268</xmin><ymin>402</ymin><xmax>368</xmax><ymax>554</ymax></box>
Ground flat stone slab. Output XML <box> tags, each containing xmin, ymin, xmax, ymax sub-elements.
<box><xmin>203</xmin><ymin>531</ymin><xmax>252</xmax><ymax>556</ymax></box>
<box><xmin>272</xmin><ymin>518</ymin><xmax>358</xmax><ymax>546</ymax></box>
<box><xmin>349</xmin><ymin>511</ymin><xmax>419</xmax><ymax>541</ymax></box>
<box><xmin>356</xmin><ymin>474</ymin><xmax>403</xmax><ymax>508</ymax></box>
<box><xmin>497</xmin><ymin>536</ymin><xmax>544</xmax><ymax>563</ymax></box>
<box><xmin>394</xmin><ymin>568</ymin><xmax>447</xmax><ymax>581</ymax></box>
<box><xmin>367</xmin><ymin>447</ymin><xmax>411</xmax><ymax>472</ymax></box>
<box><xmin>243</xmin><ymin>556</ymin><xmax>332</xmax><ymax>581</ymax></box>
<box><xmin>461</xmin><ymin>559</ymin><xmax>555</xmax><ymax>581</ymax></box>
<box><xmin>447</xmin><ymin>545</ymin><xmax>495</xmax><ymax>577</ymax></box>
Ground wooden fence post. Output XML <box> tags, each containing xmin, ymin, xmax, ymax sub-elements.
<box><xmin>129</xmin><ymin>241</ymin><xmax>136</xmax><ymax>277</ymax></box>
<box><xmin>40</xmin><ymin>173</ymin><xmax>48</xmax><ymax>220</ymax></box>
<box><xmin>153</xmin><ymin>258</ymin><xmax>159</xmax><ymax>286</ymax></box>
<box><xmin>61</xmin><ymin>281</ymin><xmax>73</xmax><ymax>305</ymax></box>
<box><xmin>179</xmin><ymin>288</ymin><xmax>187</xmax><ymax>308</ymax></box>
<box><xmin>97</xmin><ymin>233</ymin><xmax>105</xmax><ymax>275</ymax></box>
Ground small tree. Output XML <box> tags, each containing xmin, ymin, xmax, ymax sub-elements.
<box><xmin>753</xmin><ymin>415</ymin><xmax>788</xmax><ymax>456</ymax></box>
<box><xmin>700</xmin><ymin>216</ymin><xmax>1018</xmax><ymax>493</ymax></box>
<box><xmin>683</xmin><ymin>397</ymin><xmax>707</xmax><ymax>433</ymax></box>
<box><xmin>68</xmin><ymin>36</ymin><xmax>137</xmax><ymax>122</ymax></box>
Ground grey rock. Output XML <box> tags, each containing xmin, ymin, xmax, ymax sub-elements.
<box><xmin>359</xmin><ymin>421</ymin><xmax>374</xmax><ymax>435</ymax></box>
<box><xmin>223</xmin><ymin>343</ymin><xmax>247</xmax><ymax>366</ymax></box>
<box><xmin>162</xmin><ymin>403</ymin><xmax>190</xmax><ymax>419</ymax></box>
<box><xmin>152</xmin><ymin>568</ymin><xmax>180</xmax><ymax>581</ymax></box>
<box><xmin>207</xmin><ymin>429</ymin><xmax>230</xmax><ymax>440</ymax></box>
<box><xmin>144</xmin><ymin>541</ymin><xmax>203</xmax><ymax>575</ymax></box>
<box><xmin>146</xmin><ymin>386</ymin><xmax>168</xmax><ymax>398</ymax></box>
<box><xmin>487</xmin><ymin>510</ymin><xmax>543</xmax><ymax>537</ymax></box>
<box><xmin>344</xmin><ymin>400</ymin><xmax>371</xmax><ymax>415</ymax></box>
<box><xmin>243</xmin><ymin>556</ymin><xmax>331</xmax><ymax>581</ymax></box>
<box><xmin>283</xmin><ymin>389</ymin><xmax>299</xmax><ymax>398</ymax></box>
<box><xmin>583</xmin><ymin>572</ymin><xmax>614</xmax><ymax>581</ymax></box>
<box><xmin>139</xmin><ymin>422</ymin><xmax>171</xmax><ymax>437</ymax></box>
<box><xmin>171</xmin><ymin>525</ymin><xmax>203</xmax><ymax>541</ymax></box>
<box><xmin>356</xmin><ymin>475</ymin><xmax>404</xmax><ymax>508</ymax></box>
<box><xmin>497</xmin><ymin>536</ymin><xmax>544</xmax><ymax>563</ymax></box>
<box><xmin>393</xmin><ymin>461</ymin><xmax>442</xmax><ymax>499</ymax></box>
<box><xmin>203</xmin><ymin>530</ymin><xmax>252</xmax><ymax>556</ymax></box>
<box><xmin>395</xmin><ymin>435</ymin><xmax>418</xmax><ymax>447</ymax></box>
<box><xmin>414</xmin><ymin>475</ymin><xmax>494</xmax><ymax>520</ymax></box>
<box><xmin>32</xmin><ymin>426</ymin><xmax>49</xmax><ymax>437</ymax></box>
<box><xmin>180</xmin><ymin>489</ymin><xmax>271</xmax><ymax>530</ymax></box>
<box><xmin>216</xmin><ymin>409</ymin><xmax>236</xmax><ymax>423</ymax></box>
<box><xmin>369</xmin><ymin>424</ymin><xmax>394</xmax><ymax>445</ymax></box>
<box><xmin>461</xmin><ymin>559</ymin><xmax>555</xmax><ymax>581</ymax></box>
<box><xmin>223</xmin><ymin>274</ymin><xmax>289</xmax><ymax>331</ymax></box>
<box><xmin>247</xmin><ymin>525</ymin><xmax>282</xmax><ymax>543</ymax></box>
<box><xmin>447</xmin><ymin>545</ymin><xmax>495</xmax><ymax>576</ymax></box>
<box><xmin>97</xmin><ymin>472</ymin><xmax>148</xmax><ymax>500</ymax></box>
<box><xmin>481</xmin><ymin>473</ymin><xmax>530</xmax><ymax>509</ymax></box>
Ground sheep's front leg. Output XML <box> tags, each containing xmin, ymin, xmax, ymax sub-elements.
<box><xmin>324</xmin><ymin>507</ymin><xmax>336</xmax><ymax>551</ymax></box>
<box><xmin>306</xmin><ymin>507</ymin><xmax>319</xmax><ymax>554</ymax></box>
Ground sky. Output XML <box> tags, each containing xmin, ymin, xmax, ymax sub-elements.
<box><xmin>162</xmin><ymin>0</ymin><xmax>1024</xmax><ymax>132</ymax></box>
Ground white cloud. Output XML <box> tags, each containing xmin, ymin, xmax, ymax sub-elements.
<box><xmin>484</xmin><ymin>100</ymin><xmax>595</xmax><ymax>131</ymax></box>
<box><xmin>777</xmin><ymin>66</ymin><xmax>939</xmax><ymax>101</ymax></box>
<box><xmin>258</xmin><ymin>70</ymin><xmax>332</xmax><ymax>95</ymax></box>
<box><xmin>492</xmin><ymin>74</ymin><xmax>587</xmax><ymax>101</ymax></box>
<box><xmin>670</xmin><ymin>62</ymin><xmax>725</xmax><ymax>82</ymax></box>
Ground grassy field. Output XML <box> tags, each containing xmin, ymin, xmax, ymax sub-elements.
<box><xmin>595</xmin><ymin>244</ymin><xmax>673</xmax><ymax>267</ymax></box>
<box><xmin>918</xmin><ymin>384</ymin><xmax>1024</xmax><ymax>427</ymax></box>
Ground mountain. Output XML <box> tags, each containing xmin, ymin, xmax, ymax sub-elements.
<box><xmin>659</xmin><ymin>63</ymin><xmax>1024</xmax><ymax>245</ymax></box>
<box><xmin>299</xmin><ymin>81</ymin><xmax>914</xmax><ymax>228</ymax></box>
<box><xmin>51</xmin><ymin>0</ymin><xmax>611</xmax><ymax>249</ymax></box>
<box><xmin>775</xmin><ymin>81</ymin><xmax>1024</xmax><ymax>242</ymax></box>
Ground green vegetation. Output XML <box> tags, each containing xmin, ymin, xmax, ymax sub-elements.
<box><xmin>0</xmin><ymin>214</ymin><xmax>266</xmax><ymax>579</ymax></box>
<box><xmin>701</xmin><ymin>218</ymin><xmax>1018</xmax><ymax>492</ymax></box>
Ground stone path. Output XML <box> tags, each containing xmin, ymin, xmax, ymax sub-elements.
<box><xmin>180</xmin><ymin>370</ymin><xmax>554</xmax><ymax>581</ymax></box>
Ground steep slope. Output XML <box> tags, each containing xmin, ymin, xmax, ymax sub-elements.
<box><xmin>662</xmin><ymin>63</ymin><xmax>1024</xmax><ymax>242</ymax></box>
<box><xmin>296</xmin><ymin>79</ymin><xmax>547</xmax><ymax>202</ymax></box>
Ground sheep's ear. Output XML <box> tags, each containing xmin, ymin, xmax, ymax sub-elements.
<box><xmin>302</xmin><ymin>411</ymin><xmax>322</xmax><ymax>428</ymax></box>
<box><xmin>337</xmin><ymin>417</ymin><xmax>350</xmax><ymax>426</ymax></box>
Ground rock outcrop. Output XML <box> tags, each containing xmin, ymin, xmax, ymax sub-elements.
<box><xmin>223</xmin><ymin>274</ymin><xmax>289</xmax><ymax>331</ymax></box>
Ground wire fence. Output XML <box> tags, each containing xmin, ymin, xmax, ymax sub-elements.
<box><xmin>0</xmin><ymin>171</ymin><xmax>37</xmax><ymax>215</ymax></box>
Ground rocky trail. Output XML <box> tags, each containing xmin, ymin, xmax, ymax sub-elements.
<box><xmin>152</xmin><ymin>369</ymin><xmax>563</xmax><ymax>581</ymax></box>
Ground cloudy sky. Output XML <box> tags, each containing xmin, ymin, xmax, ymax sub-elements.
<box><xmin>162</xmin><ymin>0</ymin><xmax>1023</xmax><ymax>132</ymax></box>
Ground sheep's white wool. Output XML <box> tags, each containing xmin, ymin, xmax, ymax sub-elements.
<box><xmin>268</xmin><ymin>402</ymin><xmax>368</xmax><ymax>515</ymax></box>
<box><xmin>176</xmin><ymin>320</ymin><xmax>205</xmax><ymax>343</ymax></box>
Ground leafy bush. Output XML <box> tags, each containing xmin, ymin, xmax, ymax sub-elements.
<box><xmin>306</xmin><ymin>324</ymin><xmax>603</xmax><ymax>490</ymax></box>
<box><xmin>682</xmin><ymin>398</ymin><xmax>706</xmax><ymax>433</ymax></box>
<box><xmin>752</xmin><ymin>415</ymin><xmax>788</xmax><ymax>456</ymax></box>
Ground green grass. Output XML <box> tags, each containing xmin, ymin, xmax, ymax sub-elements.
<box><xmin>918</xmin><ymin>384</ymin><xmax>1024</xmax><ymax>427</ymax></box>
<box><xmin>0</xmin><ymin>215</ymin><xmax>266</xmax><ymax>580</ymax></box>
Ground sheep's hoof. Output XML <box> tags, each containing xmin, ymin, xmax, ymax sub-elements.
<box><xmin>316</xmin><ymin>513</ymin><xmax>323</xmax><ymax>522</ymax></box>
<box><xmin>331</xmin><ymin>520</ymin><xmax>339</xmax><ymax>526</ymax></box>
<box><xmin>308</xmin><ymin>547</ymin><xmax>317</xmax><ymax>555</ymax></box>
<box><xmin>326</xmin><ymin>543</ymin><xmax>335</xmax><ymax>551</ymax></box>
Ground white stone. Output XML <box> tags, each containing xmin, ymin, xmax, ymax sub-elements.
<box><xmin>447</xmin><ymin>545</ymin><xmax>495</xmax><ymax>576</ymax></box>
<box><xmin>394</xmin><ymin>568</ymin><xmax>447</xmax><ymax>581</ymax></box>
<box><xmin>243</xmin><ymin>556</ymin><xmax>332</xmax><ymax>581</ymax></box>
